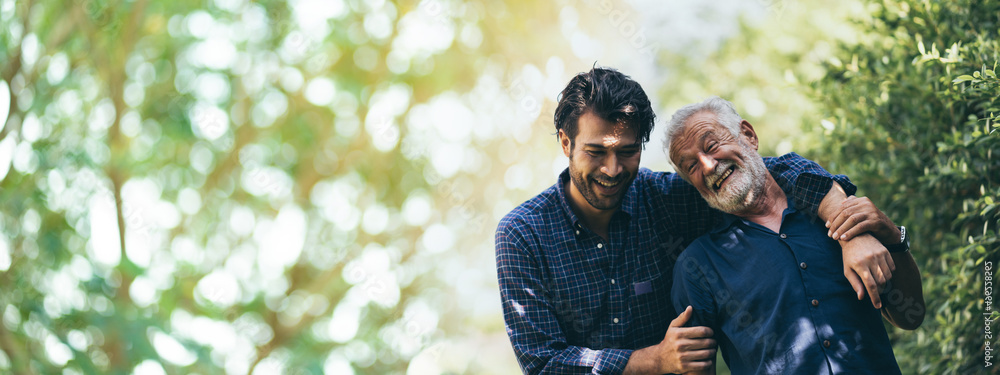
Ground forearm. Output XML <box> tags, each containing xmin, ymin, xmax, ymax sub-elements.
<box><xmin>817</xmin><ymin>182</ymin><xmax>849</xmax><ymax>223</ymax></box>
<box><xmin>623</xmin><ymin>347</ymin><xmax>716</xmax><ymax>375</ymax></box>
<box><xmin>881</xmin><ymin>251</ymin><xmax>925</xmax><ymax>330</ymax></box>
<box><xmin>623</xmin><ymin>346</ymin><xmax>661</xmax><ymax>375</ymax></box>
<box><xmin>764</xmin><ymin>153</ymin><xmax>856</xmax><ymax>216</ymax></box>
<box><xmin>518</xmin><ymin>346</ymin><xmax>632</xmax><ymax>375</ymax></box>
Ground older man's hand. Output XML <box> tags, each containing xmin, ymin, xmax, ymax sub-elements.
<box><xmin>823</xmin><ymin>195</ymin><xmax>902</xmax><ymax>308</ymax></box>
<box><xmin>840</xmin><ymin>234</ymin><xmax>896</xmax><ymax>308</ymax></box>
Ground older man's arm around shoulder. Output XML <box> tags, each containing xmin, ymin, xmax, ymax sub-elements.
<box><xmin>823</xmin><ymin>194</ymin><xmax>926</xmax><ymax>329</ymax></box>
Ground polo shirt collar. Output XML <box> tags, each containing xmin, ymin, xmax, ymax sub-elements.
<box><xmin>709</xmin><ymin>193</ymin><xmax>799</xmax><ymax>234</ymax></box>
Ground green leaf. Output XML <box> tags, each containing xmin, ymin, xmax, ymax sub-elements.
<box><xmin>953</xmin><ymin>75</ymin><xmax>974</xmax><ymax>83</ymax></box>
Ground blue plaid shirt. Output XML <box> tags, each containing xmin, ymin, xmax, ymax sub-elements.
<box><xmin>495</xmin><ymin>153</ymin><xmax>854</xmax><ymax>375</ymax></box>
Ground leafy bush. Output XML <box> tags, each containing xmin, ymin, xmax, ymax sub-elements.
<box><xmin>808</xmin><ymin>0</ymin><xmax>1000</xmax><ymax>372</ymax></box>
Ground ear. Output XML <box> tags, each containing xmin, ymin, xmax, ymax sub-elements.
<box><xmin>739</xmin><ymin>120</ymin><xmax>759</xmax><ymax>150</ymax></box>
<box><xmin>559</xmin><ymin>129</ymin><xmax>572</xmax><ymax>157</ymax></box>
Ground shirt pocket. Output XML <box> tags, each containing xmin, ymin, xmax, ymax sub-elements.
<box><xmin>629</xmin><ymin>272</ymin><xmax>674</xmax><ymax>347</ymax></box>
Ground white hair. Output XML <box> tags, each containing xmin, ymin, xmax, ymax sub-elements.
<box><xmin>662</xmin><ymin>96</ymin><xmax>744</xmax><ymax>172</ymax></box>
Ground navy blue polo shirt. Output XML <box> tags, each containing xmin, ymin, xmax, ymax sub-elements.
<box><xmin>671</xmin><ymin>197</ymin><xmax>901</xmax><ymax>375</ymax></box>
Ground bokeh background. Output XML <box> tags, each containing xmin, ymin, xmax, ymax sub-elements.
<box><xmin>0</xmin><ymin>0</ymin><xmax>997</xmax><ymax>374</ymax></box>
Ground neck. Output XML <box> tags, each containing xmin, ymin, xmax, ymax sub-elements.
<box><xmin>566</xmin><ymin>179</ymin><xmax>615</xmax><ymax>240</ymax></box>
<box><xmin>735</xmin><ymin>175</ymin><xmax>787</xmax><ymax>232</ymax></box>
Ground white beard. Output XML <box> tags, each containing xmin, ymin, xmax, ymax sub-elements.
<box><xmin>702</xmin><ymin>141</ymin><xmax>768</xmax><ymax>213</ymax></box>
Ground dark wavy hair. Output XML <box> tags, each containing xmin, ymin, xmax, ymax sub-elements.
<box><xmin>553</xmin><ymin>67</ymin><xmax>656</xmax><ymax>148</ymax></box>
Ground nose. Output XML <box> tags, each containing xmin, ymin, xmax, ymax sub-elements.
<box><xmin>601</xmin><ymin>153</ymin><xmax>622</xmax><ymax>178</ymax></box>
<box><xmin>697</xmin><ymin>152</ymin><xmax>716</xmax><ymax>173</ymax></box>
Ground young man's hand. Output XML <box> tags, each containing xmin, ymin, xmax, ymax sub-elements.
<box><xmin>826</xmin><ymin>196</ymin><xmax>901</xmax><ymax>244</ymax></box>
<box><xmin>624</xmin><ymin>306</ymin><xmax>716</xmax><ymax>374</ymax></box>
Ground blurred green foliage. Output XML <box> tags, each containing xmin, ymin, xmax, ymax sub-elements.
<box><xmin>1</xmin><ymin>0</ymin><xmax>997</xmax><ymax>373</ymax></box>
<box><xmin>0</xmin><ymin>0</ymin><xmax>577</xmax><ymax>373</ymax></box>
<box><xmin>807</xmin><ymin>0</ymin><xmax>1000</xmax><ymax>372</ymax></box>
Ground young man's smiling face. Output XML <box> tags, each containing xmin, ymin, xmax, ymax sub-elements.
<box><xmin>668</xmin><ymin>111</ymin><xmax>768</xmax><ymax>213</ymax></box>
<box><xmin>561</xmin><ymin>111</ymin><xmax>642</xmax><ymax>212</ymax></box>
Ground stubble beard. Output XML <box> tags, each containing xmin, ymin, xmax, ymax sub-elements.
<box><xmin>568</xmin><ymin>159</ymin><xmax>632</xmax><ymax>211</ymax></box>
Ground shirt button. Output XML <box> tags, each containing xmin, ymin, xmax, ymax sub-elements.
<box><xmin>613</xmin><ymin>318</ymin><xmax>619</xmax><ymax>323</ymax></box>
<box><xmin>575</xmin><ymin>230</ymin><xmax>580</xmax><ymax>235</ymax></box>
<box><xmin>811</xmin><ymin>299</ymin><xmax>820</xmax><ymax>307</ymax></box>
<box><xmin>800</xmin><ymin>262</ymin><xmax>807</xmax><ymax>269</ymax></box>
<box><xmin>780</xmin><ymin>233</ymin><xmax>788</xmax><ymax>239</ymax></box>
<box><xmin>611</xmin><ymin>279</ymin><xmax>616</xmax><ymax>285</ymax></box>
<box><xmin>597</xmin><ymin>243</ymin><xmax>603</xmax><ymax>249</ymax></box>
<box><xmin>823</xmin><ymin>340</ymin><xmax>831</xmax><ymax>348</ymax></box>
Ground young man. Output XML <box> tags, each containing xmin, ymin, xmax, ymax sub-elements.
<box><xmin>665</xmin><ymin>96</ymin><xmax>925</xmax><ymax>374</ymax></box>
<box><xmin>495</xmin><ymin>68</ymin><xmax>898</xmax><ymax>374</ymax></box>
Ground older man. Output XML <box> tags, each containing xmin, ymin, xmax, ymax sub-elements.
<box><xmin>665</xmin><ymin>96</ymin><xmax>925</xmax><ymax>374</ymax></box>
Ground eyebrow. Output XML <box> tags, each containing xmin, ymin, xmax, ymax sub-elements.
<box><xmin>583</xmin><ymin>143</ymin><xmax>641</xmax><ymax>149</ymax></box>
<box><xmin>700</xmin><ymin>130</ymin><xmax>716</xmax><ymax>144</ymax></box>
<box><xmin>676</xmin><ymin>131</ymin><xmax>716</xmax><ymax>169</ymax></box>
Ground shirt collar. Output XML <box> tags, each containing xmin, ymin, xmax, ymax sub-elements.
<box><xmin>555</xmin><ymin>168</ymin><xmax>636</xmax><ymax>228</ymax></box>
<box><xmin>709</xmin><ymin>193</ymin><xmax>799</xmax><ymax>234</ymax></box>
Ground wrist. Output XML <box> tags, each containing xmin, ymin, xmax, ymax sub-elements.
<box><xmin>838</xmin><ymin>232</ymin><xmax>876</xmax><ymax>248</ymax></box>
<box><xmin>817</xmin><ymin>184</ymin><xmax>848</xmax><ymax>222</ymax></box>
<box><xmin>885</xmin><ymin>226</ymin><xmax>909</xmax><ymax>253</ymax></box>
<box><xmin>625</xmin><ymin>344</ymin><xmax>664</xmax><ymax>375</ymax></box>
<box><xmin>652</xmin><ymin>343</ymin><xmax>669</xmax><ymax>373</ymax></box>
<box><xmin>882</xmin><ymin>225</ymin><xmax>902</xmax><ymax>245</ymax></box>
